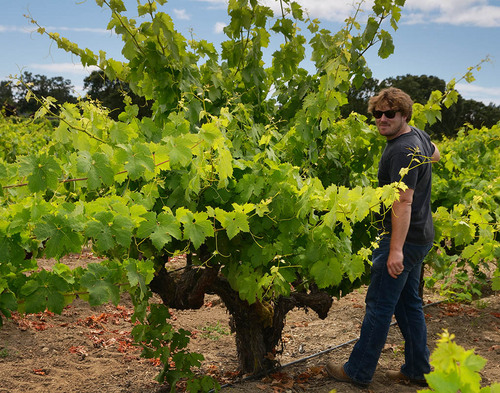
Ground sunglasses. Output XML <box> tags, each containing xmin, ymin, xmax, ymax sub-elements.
<box><xmin>373</xmin><ymin>110</ymin><xmax>398</xmax><ymax>119</ymax></box>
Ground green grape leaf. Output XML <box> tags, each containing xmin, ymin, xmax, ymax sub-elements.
<box><xmin>216</xmin><ymin>148</ymin><xmax>233</xmax><ymax>186</ymax></box>
<box><xmin>80</xmin><ymin>263</ymin><xmax>121</xmax><ymax>306</ymax></box>
<box><xmin>377</xmin><ymin>30</ymin><xmax>395</xmax><ymax>59</ymax></box>
<box><xmin>215</xmin><ymin>205</ymin><xmax>252</xmax><ymax>240</ymax></box>
<box><xmin>344</xmin><ymin>254</ymin><xmax>366</xmax><ymax>282</ymax></box>
<box><xmin>362</xmin><ymin>17</ymin><xmax>379</xmax><ymax>44</ymax></box>
<box><xmin>0</xmin><ymin>291</ymin><xmax>18</xmax><ymax>320</ymax></box>
<box><xmin>116</xmin><ymin>143</ymin><xmax>155</xmax><ymax>180</ymax></box>
<box><xmin>451</xmin><ymin>220</ymin><xmax>475</xmax><ymax>246</ymax></box>
<box><xmin>152</xmin><ymin>211</ymin><xmax>182</xmax><ymax>247</ymax></box>
<box><xmin>166</xmin><ymin>136</ymin><xmax>193</xmax><ymax>168</ymax></box>
<box><xmin>77</xmin><ymin>151</ymin><xmax>115</xmax><ymax>189</ymax></box>
<box><xmin>20</xmin><ymin>280</ymin><xmax>46</xmax><ymax>314</ymax></box>
<box><xmin>0</xmin><ymin>236</ymin><xmax>26</xmax><ymax>264</ymax></box>
<box><xmin>177</xmin><ymin>209</ymin><xmax>214</xmax><ymax>249</ymax></box>
<box><xmin>138</xmin><ymin>209</ymin><xmax>181</xmax><ymax>250</ymax></box>
<box><xmin>112</xmin><ymin>215</ymin><xmax>134</xmax><ymax>247</ymax></box>
<box><xmin>163</xmin><ymin>112</ymin><xmax>191</xmax><ymax>138</ymax></box>
<box><xmin>200</xmin><ymin>122</ymin><xmax>222</xmax><ymax>144</ymax></box>
<box><xmin>227</xmin><ymin>263</ymin><xmax>262</xmax><ymax>304</ymax></box>
<box><xmin>85</xmin><ymin>212</ymin><xmax>115</xmax><ymax>251</ymax></box>
<box><xmin>136</xmin><ymin>211</ymin><xmax>157</xmax><ymax>238</ymax></box>
<box><xmin>110</xmin><ymin>122</ymin><xmax>137</xmax><ymax>144</ymax></box>
<box><xmin>34</xmin><ymin>215</ymin><xmax>83</xmax><ymax>259</ymax></box>
<box><xmin>20</xmin><ymin>270</ymin><xmax>70</xmax><ymax>314</ymax></box>
<box><xmin>310</xmin><ymin>256</ymin><xmax>342</xmax><ymax>288</ymax></box>
<box><xmin>235</xmin><ymin>173</ymin><xmax>266</xmax><ymax>202</ymax></box>
<box><xmin>492</xmin><ymin>271</ymin><xmax>500</xmax><ymax>291</ymax></box>
<box><xmin>19</xmin><ymin>154</ymin><xmax>61</xmax><ymax>192</ymax></box>
<box><xmin>426</xmin><ymin>371</ymin><xmax>461</xmax><ymax>393</ymax></box>
<box><xmin>125</xmin><ymin>258</ymin><xmax>155</xmax><ymax>299</ymax></box>
<box><xmin>0</xmin><ymin>161</ymin><xmax>7</xmax><ymax>177</ymax></box>
<box><xmin>86</xmin><ymin>206</ymin><xmax>133</xmax><ymax>250</ymax></box>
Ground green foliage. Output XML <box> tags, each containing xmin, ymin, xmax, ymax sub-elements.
<box><xmin>131</xmin><ymin>303</ymin><xmax>220</xmax><ymax>392</ymax></box>
<box><xmin>426</xmin><ymin>124</ymin><xmax>500</xmax><ymax>300</ymax></box>
<box><xmin>0</xmin><ymin>115</ymin><xmax>53</xmax><ymax>163</ymax></box>
<box><xmin>419</xmin><ymin>330</ymin><xmax>500</xmax><ymax>393</ymax></box>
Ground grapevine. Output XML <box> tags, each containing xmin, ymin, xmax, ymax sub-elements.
<box><xmin>419</xmin><ymin>330</ymin><xmax>500</xmax><ymax>393</ymax></box>
<box><xmin>427</xmin><ymin>124</ymin><xmax>500</xmax><ymax>300</ymax></box>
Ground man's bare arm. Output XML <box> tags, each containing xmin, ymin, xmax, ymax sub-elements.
<box><xmin>431</xmin><ymin>142</ymin><xmax>440</xmax><ymax>163</ymax></box>
<box><xmin>387</xmin><ymin>187</ymin><xmax>414</xmax><ymax>279</ymax></box>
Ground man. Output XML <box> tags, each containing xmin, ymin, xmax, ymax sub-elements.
<box><xmin>326</xmin><ymin>87</ymin><xmax>440</xmax><ymax>387</ymax></box>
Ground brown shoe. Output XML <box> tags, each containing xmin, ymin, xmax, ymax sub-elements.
<box><xmin>386</xmin><ymin>370</ymin><xmax>428</xmax><ymax>386</ymax></box>
<box><xmin>325</xmin><ymin>362</ymin><xmax>351</xmax><ymax>383</ymax></box>
<box><xmin>325</xmin><ymin>362</ymin><xmax>369</xmax><ymax>387</ymax></box>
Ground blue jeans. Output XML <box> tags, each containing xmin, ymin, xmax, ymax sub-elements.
<box><xmin>343</xmin><ymin>237</ymin><xmax>433</xmax><ymax>385</ymax></box>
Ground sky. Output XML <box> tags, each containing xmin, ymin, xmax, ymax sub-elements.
<box><xmin>1</xmin><ymin>0</ymin><xmax>500</xmax><ymax>106</ymax></box>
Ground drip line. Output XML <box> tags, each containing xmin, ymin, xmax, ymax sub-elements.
<box><xmin>215</xmin><ymin>299</ymin><xmax>444</xmax><ymax>391</ymax></box>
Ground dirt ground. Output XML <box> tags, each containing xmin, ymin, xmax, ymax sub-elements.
<box><xmin>0</xmin><ymin>254</ymin><xmax>498</xmax><ymax>393</ymax></box>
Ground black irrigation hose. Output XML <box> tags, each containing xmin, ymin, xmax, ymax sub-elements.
<box><xmin>215</xmin><ymin>300</ymin><xmax>445</xmax><ymax>391</ymax></box>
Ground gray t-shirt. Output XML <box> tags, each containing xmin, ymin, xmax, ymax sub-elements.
<box><xmin>378</xmin><ymin>126</ymin><xmax>435</xmax><ymax>244</ymax></box>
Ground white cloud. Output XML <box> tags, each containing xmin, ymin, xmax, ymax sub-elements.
<box><xmin>0</xmin><ymin>25</ymin><xmax>37</xmax><ymax>33</ymax></box>
<box><xmin>405</xmin><ymin>0</ymin><xmax>477</xmax><ymax>12</ymax></box>
<box><xmin>214</xmin><ymin>22</ymin><xmax>226</xmax><ymax>34</ymax></box>
<box><xmin>261</xmin><ymin>0</ymin><xmax>362</xmax><ymax>23</ymax></box>
<box><xmin>456</xmin><ymin>83</ymin><xmax>500</xmax><ymax>105</ymax></box>
<box><xmin>285</xmin><ymin>0</ymin><xmax>500</xmax><ymax>27</ymax></box>
<box><xmin>435</xmin><ymin>5</ymin><xmax>500</xmax><ymax>27</ymax></box>
<box><xmin>49</xmin><ymin>26</ymin><xmax>110</xmax><ymax>34</ymax></box>
<box><xmin>29</xmin><ymin>62</ymin><xmax>100</xmax><ymax>76</ymax></box>
<box><xmin>401</xmin><ymin>12</ymin><xmax>427</xmax><ymax>25</ymax></box>
<box><xmin>193</xmin><ymin>0</ymin><xmax>227</xmax><ymax>3</ymax></box>
<box><xmin>0</xmin><ymin>24</ymin><xmax>109</xmax><ymax>34</ymax></box>
<box><xmin>192</xmin><ymin>0</ymin><xmax>359</xmax><ymax>22</ymax></box>
<box><xmin>173</xmin><ymin>9</ymin><xmax>191</xmax><ymax>20</ymax></box>
<box><xmin>192</xmin><ymin>0</ymin><xmax>500</xmax><ymax>27</ymax></box>
<box><xmin>404</xmin><ymin>0</ymin><xmax>500</xmax><ymax>27</ymax></box>
<box><xmin>192</xmin><ymin>0</ymin><xmax>228</xmax><ymax>10</ymax></box>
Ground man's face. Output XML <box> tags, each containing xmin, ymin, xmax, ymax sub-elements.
<box><xmin>374</xmin><ymin>104</ymin><xmax>408</xmax><ymax>140</ymax></box>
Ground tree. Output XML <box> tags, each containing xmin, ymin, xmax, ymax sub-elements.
<box><xmin>381</xmin><ymin>74</ymin><xmax>446</xmax><ymax>104</ymax></box>
<box><xmin>0</xmin><ymin>81</ymin><xmax>14</xmax><ymax>105</ymax></box>
<box><xmin>14</xmin><ymin>71</ymin><xmax>77</xmax><ymax>115</ymax></box>
<box><xmin>341</xmin><ymin>77</ymin><xmax>380</xmax><ymax>118</ymax></box>
<box><xmin>0</xmin><ymin>81</ymin><xmax>16</xmax><ymax>116</ymax></box>
<box><xmin>83</xmin><ymin>70</ymin><xmax>152</xmax><ymax>120</ymax></box>
<box><xmin>459</xmin><ymin>99</ymin><xmax>500</xmax><ymax>130</ymax></box>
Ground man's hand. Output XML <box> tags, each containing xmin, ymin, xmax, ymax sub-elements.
<box><xmin>387</xmin><ymin>249</ymin><xmax>404</xmax><ymax>279</ymax></box>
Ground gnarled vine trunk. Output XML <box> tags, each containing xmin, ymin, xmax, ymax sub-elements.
<box><xmin>149</xmin><ymin>264</ymin><xmax>333</xmax><ymax>374</ymax></box>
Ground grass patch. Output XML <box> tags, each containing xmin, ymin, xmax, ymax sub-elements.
<box><xmin>199</xmin><ymin>321</ymin><xmax>231</xmax><ymax>341</ymax></box>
